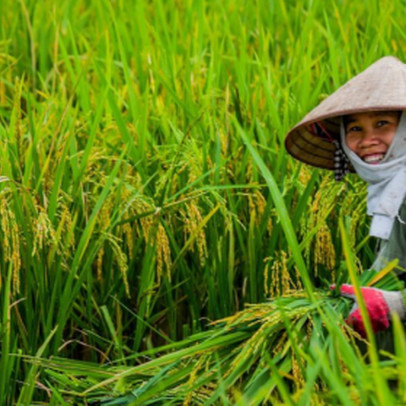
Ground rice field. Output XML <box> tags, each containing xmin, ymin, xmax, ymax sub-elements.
<box><xmin>1</xmin><ymin>0</ymin><xmax>406</xmax><ymax>404</ymax></box>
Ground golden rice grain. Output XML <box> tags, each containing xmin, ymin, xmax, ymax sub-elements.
<box><xmin>156</xmin><ymin>222</ymin><xmax>172</xmax><ymax>283</ymax></box>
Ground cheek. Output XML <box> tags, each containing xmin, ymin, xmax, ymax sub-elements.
<box><xmin>386</xmin><ymin>130</ymin><xmax>397</xmax><ymax>145</ymax></box>
<box><xmin>345</xmin><ymin>136</ymin><xmax>358</xmax><ymax>152</ymax></box>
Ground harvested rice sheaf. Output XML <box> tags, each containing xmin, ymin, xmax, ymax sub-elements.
<box><xmin>36</xmin><ymin>268</ymin><xmax>404</xmax><ymax>405</ymax></box>
<box><xmin>38</xmin><ymin>268</ymin><xmax>405</xmax><ymax>405</ymax></box>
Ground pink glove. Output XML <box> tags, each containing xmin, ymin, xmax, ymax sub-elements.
<box><xmin>338</xmin><ymin>284</ymin><xmax>405</xmax><ymax>337</ymax></box>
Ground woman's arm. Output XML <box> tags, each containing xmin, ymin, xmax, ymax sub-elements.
<box><xmin>337</xmin><ymin>199</ymin><xmax>406</xmax><ymax>336</ymax></box>
<box><xmin>371</xmin><ymin>199</ymin><xmax>406</xmax><ymax>275</ymax></box>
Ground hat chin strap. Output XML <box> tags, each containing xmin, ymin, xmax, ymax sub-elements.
<box><xmin>340</xmin><ymin>112</ymin><xmax>406</xmax><ymax>240</ymax></box>
<box><xmin>333</xmin><ymin>139</ymin><xmax>350</xmax><ymax>181</ymax></box>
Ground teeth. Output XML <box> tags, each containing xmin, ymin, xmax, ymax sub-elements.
<box><xmin>363</xmin><ymin>154</ymin><xmax>384</xmax><ymax>163</ymax></box>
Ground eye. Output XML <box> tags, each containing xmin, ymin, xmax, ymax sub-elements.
<box><xmin>376</xmin><ymin>120</ymin><xmax>389</xmax><ymax>127</ymax></box>
<box><xmin>346</xmin><ymin>125</ymin><xmax>361</xmax><ymax>133</ymax></box>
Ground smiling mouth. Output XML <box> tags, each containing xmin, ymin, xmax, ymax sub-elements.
<box><xmin>362</xmin><ymin>153</ymin><xmax>385</xmax><ymax>164</ymax></box>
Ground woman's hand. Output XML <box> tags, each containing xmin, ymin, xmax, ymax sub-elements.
<box><xmin>337</xmin><ymin>284</ymin><xmax>405</xmax><ymax>337</ymax></box>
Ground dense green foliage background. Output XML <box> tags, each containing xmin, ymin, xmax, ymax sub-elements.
<box><xmin>1</xmin><ymin>0</ymin><xmax>406</xmax><ymax>403</ymax></box>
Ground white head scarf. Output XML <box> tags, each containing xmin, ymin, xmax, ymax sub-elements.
<box><xmin>340</xmin><ymin>111</ymin><xmax>406</xmax><ymax>240</ymax></box>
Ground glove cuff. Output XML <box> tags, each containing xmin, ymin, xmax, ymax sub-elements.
<box><xmin>382</xmin><ymin>290</ymin><xmax>406</xmax><ymax>320</ymax></box>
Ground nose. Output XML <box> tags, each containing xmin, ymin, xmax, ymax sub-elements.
<box><xmin>359</xmin><ymin>127</ymin><xmax>379</xmax><ymax>148</ymax></box>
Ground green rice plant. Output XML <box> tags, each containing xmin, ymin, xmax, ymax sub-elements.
<box><xmin>1</xmin><ymin>0</ymin><xmax>406</xmax><ymax>403</ymax></box>
<box><xmin>32</xmin><ymin>134</ymin><xmax>405</xmax><ymax>404</ymax></box>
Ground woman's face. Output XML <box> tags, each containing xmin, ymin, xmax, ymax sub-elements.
<box><xmin>344</xmin><ymin>111</ymin><xmax>401</xmax><ymax>164</ymax></box>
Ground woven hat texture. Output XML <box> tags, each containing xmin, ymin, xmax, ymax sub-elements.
<box><xmin>285</xmin><ymin>56</ymin><xmax>406</xmax><ymax>169</ymax></box>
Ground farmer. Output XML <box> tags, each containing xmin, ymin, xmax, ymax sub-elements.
<box><xmin>285</xmin><ymin>56</ymin><xmax>406</xmax><ymax>338</ymax></box>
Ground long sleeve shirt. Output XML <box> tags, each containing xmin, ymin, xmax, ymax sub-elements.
<box><xmin>371</xmin><ymin>197</ymin><xmax>406</xmax><ymax>280</ymax></box>
<box><xmin>370</xmin><ymin>197</ymin><xmax>406</xmax><ymax>327</ymax></box>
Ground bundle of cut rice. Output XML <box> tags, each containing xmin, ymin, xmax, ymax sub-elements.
<box><xmin>37</xmin><ymin>270</ymin><xmax>405</xmax><ymax>405</ymax></box>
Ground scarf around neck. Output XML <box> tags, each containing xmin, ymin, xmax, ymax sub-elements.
<box><xmin>340</xmin><ymin>111</ymin><xmax>406</xmax><ymax>240</ymax></box>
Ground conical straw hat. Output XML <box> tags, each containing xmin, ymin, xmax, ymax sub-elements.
<box><xmin>285</xmin><ymin>56</ymin><xmax>406</xmax><ymax>170</ymax></box>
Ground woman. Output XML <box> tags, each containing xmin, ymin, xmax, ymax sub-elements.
<box><xmin>285</xmin><ymin>56</ymin><xmax>406</xmax><ymax>337</ymax></box>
